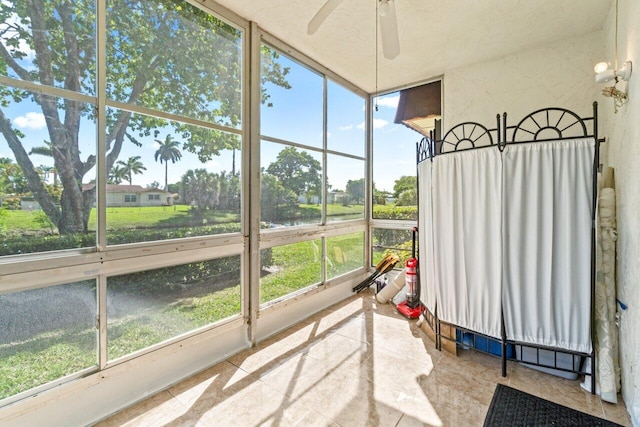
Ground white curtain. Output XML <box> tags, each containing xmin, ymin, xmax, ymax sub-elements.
<box><xmin>418</xmin><ymin>160</ymin><xmax>437</xmax><ymax>313</ymax></box>
<box><xmin>502</xmin><ymin>138</ymin><xmax>594</xmax><ymax>353</ymax></box>
<box><xmin>431</xmin><ymin>148</ymin><xmax>503</xmax><ymax>338</ymax></box>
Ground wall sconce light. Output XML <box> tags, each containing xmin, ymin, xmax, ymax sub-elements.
<box><xmin>594</xmin><ymin>60</ymin><xmax>632</xmax><ymax>113</ymax></box>
<box><xmin>594</xmin><ymin>61</ymin><xmax>632</xmax><ymax>84</ymax></box>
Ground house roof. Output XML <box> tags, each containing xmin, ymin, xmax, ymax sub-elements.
<box><xmin>394</xmin><ymin>81</ymin><xmax>441</xmax><ymax>136</ymax></box>
<box><xmin>211</xmin><ymin>0</ymin><xmax>611</xmax><ymax>93</ymax></box>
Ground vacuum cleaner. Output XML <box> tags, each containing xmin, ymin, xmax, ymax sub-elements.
<box><xmin>395</xmin><ymin>227</ymin><xmax>422</xmax><ymax>319</ymax></box>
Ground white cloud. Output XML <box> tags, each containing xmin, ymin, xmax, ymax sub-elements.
<box><xmin>373</xmin><ymin>118</ymin><xmax>389</xmax><ymax>129</ymax></box>
<box><xmin>375</xmin><ymin>95</ymin><xmax>400</xmax><ymax>108</ymax></box>
<box><xmin>356</xmin><ymin>118</ymin><xmax>389</xmax><ymax>130</ymax></box>
<box><xmin>338</xmin><ymin>125</ymin><xmax>353</xmax><ymax>131</ymax></box>
<box><xmin>13</xmin><ymin>112</ymin><xmax>46</xmax><ymax>130</ymax></box>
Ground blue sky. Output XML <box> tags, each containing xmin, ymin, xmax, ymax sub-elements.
<box><xmin>1</xmin><ymin>45</ymin><xmax>421</xmax><ymax>195</ymax></box>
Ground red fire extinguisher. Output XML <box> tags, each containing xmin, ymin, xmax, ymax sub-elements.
<box><xmin>405</xmin><ymin>257</ymin><xmax>418</xmax><ymax>306</ymax></box>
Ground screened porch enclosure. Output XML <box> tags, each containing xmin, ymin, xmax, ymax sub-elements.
<box><xmin>0</xmin><ymin>0</ymin><xmax>636</xmax><ymax>426</ymax></box>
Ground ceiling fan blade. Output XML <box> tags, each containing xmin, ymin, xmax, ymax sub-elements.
<box><xmin>379</xmin><ymin>0</ymin><xmax>400</xmax><ymax>59</ymax></box>
<box><xmin>308</xmin><ymin>0</ymin><xmax>345</xmax><ymax>35</ymax></box>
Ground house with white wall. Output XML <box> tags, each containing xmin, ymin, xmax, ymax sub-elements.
<box><xmin>83</xmin><ymin>184</ymin><xmax>173</xmax><ymax>207</ymax></box>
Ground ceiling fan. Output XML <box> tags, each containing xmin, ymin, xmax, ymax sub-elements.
<box><xmin>307</xmin><ymin>0</ymin><xmax>400</xmax><ymax>59</ymax></box>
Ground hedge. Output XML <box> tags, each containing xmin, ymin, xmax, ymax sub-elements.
<box><xmin>0</xmin><ymin>223</ymin><xmax>242</xmax><ymax>256</ymax></box>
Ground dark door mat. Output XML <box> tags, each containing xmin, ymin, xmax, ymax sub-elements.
<box><xmin>484</xmin><ymin>384</ymin><xmax>623</xmax><ymax>426</ymax></box>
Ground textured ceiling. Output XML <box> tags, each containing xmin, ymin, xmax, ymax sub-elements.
<box><xmin>209</xmin><ymin>0</ymin><xmax>611</xmax><ymax>93</ymax></box>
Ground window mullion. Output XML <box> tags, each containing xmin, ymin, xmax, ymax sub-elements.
<box><xmin>96</xmin><ymin>0</ymin><xmax>107</xmax><ymax>251</ymax></box>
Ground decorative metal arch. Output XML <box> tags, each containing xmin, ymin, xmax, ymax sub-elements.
<box><xmin>512</xmin><ymin>108</ymin><xmax>588</xmax><ymax>142</ymax></box>
<box><xmin>416</xmin><ymin>136</ymin><xmax>433</xmax><ymax>163</ymax></box>
<box><xmin>440</xmin><ymin>122</ymin><xmax>494</xmax><ymax>153</ymax></box>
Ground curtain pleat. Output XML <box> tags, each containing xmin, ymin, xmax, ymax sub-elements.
<box><xmin>502</xmin><ymin>138</ymin><xmax>594</xmax><ymax>353</ymax></box>
<box><xmin>418</xmin><ymin>160</ymin><xmax>437</xmax><ymax>313</ymax></box>
<box><xmin>431</xmin><ymin>148</ymin><xmax>503</xmax><ymax>339</ymax></box>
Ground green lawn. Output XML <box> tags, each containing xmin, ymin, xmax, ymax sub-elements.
<box><xmin>260</xmin><ymin>234</ymin><xmax>364</xmax><ymax>303</ymax></box>
<box><xmin>93</xmin><ymin>205</ymin><xmax>239</xmax><ymax>229</ymax></box>
<box><xmin>0</xmin><ymin>209</ymin><xmax>44</xmax><ymax>230</ymax></box>
<box><xmin>1</xmin><ymin>204</ymin><xmax>363</xmax><ymax>233</ymax></box>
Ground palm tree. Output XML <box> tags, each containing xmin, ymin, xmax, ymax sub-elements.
<box><xmin>154</xmin><ymin>135</ymin><xmax>182</xmax><ymax>190</ymax></box>
<box><xmin>116</xmin><ymin>156</ymin><xmax>146</xmax><ymax>185</ymax></box>
<box><xmin>108</xmin><ymin>164</ymin><xmax>127</xmax><ymax>184</ymax></box>
<box><xmin>29</xmin><ymin>142</ymin><xmax>58</xmax><ymax>186</ymax></box>
<box><xmin>29</xmin><ymin>140</ymin><xmax>54</xmax><ymax>157</ymax></box>
<box><xmin>36</xmin><ymin>165</ymin><xmax>52</xmax><ymax>182</ymax></box>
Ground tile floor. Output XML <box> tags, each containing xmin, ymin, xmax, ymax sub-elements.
<box><xmin>96</xmin><ymin>294</ymin><xmax>632</xmax><ymax>426</ymax></box>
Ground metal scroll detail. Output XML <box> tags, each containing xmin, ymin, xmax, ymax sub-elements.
<box><xmin>511</xmin><ymin>108</ymin><xmax>588</xmax><ymax>142</ymax></box>
<box><xmin>439</xmin><ymin>122</ymin><xmax>494</xmax><ymax>154</ymax></box>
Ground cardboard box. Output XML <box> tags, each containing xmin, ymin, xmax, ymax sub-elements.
<box><xmin>419</xmin><ymin>310</ymin><xmax>457</xmax><ymax>355</ymax></box>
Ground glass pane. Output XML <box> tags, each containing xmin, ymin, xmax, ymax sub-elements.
<box><xmin>0</xmin><ymin>0</ymin><xmax>96</xmax><ymax>94</ymax></box>
<box><xmin>327</xmin><ymin>81</ymin><xmax>365</xmax><ymax>157</ymax></box>
<box><xmin>0</xmin><ymin>281</ymin><xmax>97</xmax><ymax>400</ymax></box>
<box><xmin>0</xmin><ymin>90</ymin><xmax>96</xmax><ymax>256</ymax></box>
<box><xmin>260</xmin><ymin>141</ymin><xmax>322</xmax><ymax>227</ymax></box>
<box><xmin>107</xmin><ymin>256</ymin><xmax>241</xmax><ymax>360</ymax></box>
<box><xmin>106</xmin><ymin>0</ymin><xmax>242</xmax><ymax>128</ymax></box>
<box><xmin>261</xmin><ymin>46</ymin><xmax>322</xmax><ymax>148</ymax></box>
<box><xmin>104</xmin><ymin>109</ymin><xmax>240</xmax><ymax>245</ymax></box>
<box><xmin>372</xmin><ymin>92</ymin><xmax>418</xmax><ymax>221</ymax></box>
<box><xmin>326</xmin><ymin>232</ymin><xmax>364</xmax><ymax>279</ymax></box>
<box><xmin>372</xmin><ymin>228</ymin><xmax>413</xmax><ymax>266</ymax></box>
<box><xmin>260</xmin><ymin>239</ymin><xmax>322</xmax><ymax>304</ymax></box>
<box><xmin>327</xmin><ymin>154</ymin><xmax>364</xmax><ymax>222</ymax></box>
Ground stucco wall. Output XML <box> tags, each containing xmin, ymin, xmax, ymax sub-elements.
<box><xmin>443</xmin><ymin>31</ymin><xmax>602</xmax><ymax>129</ymax></box>
<box><xmin>442</xmin><ymin>27</ymin><xmax>640</xmax><ymax>425</ymax></box>
<box><xmin>599</xmin><ymin>0</ymin><xmax>640</xmax><ymax>425</ymax></box>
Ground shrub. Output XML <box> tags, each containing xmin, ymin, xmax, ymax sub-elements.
<box><xmin>382</xmin><ymin>240</ymin><xmax>415</xmax><ymax>265</ymax></box>
<box><xmin>107</xmin><ymin>256</ymin><xmax>242</xmax><ymax>295</ymax></box>
<box><xmin>0</xmin><ymin>223</ymin><xmax>242</xmax><ymax>256</ymax></box>
<box><xmin>1</xmin><ymin>197</ymin><xmax>21</xmax><ymax>210</ymax></box>
<box><xmin>0</xmin><ymin>222</ymin><xmax>272</xmax><ymax>298</ymax></box>
<box><xmin>33</xmin><ymin>210</ymin><xmax>56</xmax><ymax>234</ymax></box>
<box><xmin>0</xmin><ymin>208</ymin><xmax>7</xmax><ymax>234</ymax></box>
<box><xmin>372</xmin><ymin>204</ymin><xmax>417</xmax><ymax>221</ymax></box>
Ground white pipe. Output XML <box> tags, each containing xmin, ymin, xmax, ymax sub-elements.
<box><xmin>376</xmin><ymin>270</ymin><xmax>405</xmax><ymax>303</ymax></box>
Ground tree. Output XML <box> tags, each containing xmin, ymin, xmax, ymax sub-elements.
<box><xmin>345</xmin><ymin>178</ymin><xmax>365</xmax><ymax>204</ymax></box>
<box><xmin>29</xmin><ymin>143</ymin><xmax>58</xmax><ymax>186</ymax></box>
<box><xmin>108</xmin><ymin>165</ymin><xmax>127</xmax><ymax>185</ymax></box>
<box><xmin>260</xmin><ymin>174</ymin><xmax>297</xmax><ymax>223</ymax></box>
<box><xmin>393</xmin><ymin>176</ymin><xmax>417</xmax><ymax>199</ymax></box>
<box><xmin>180</xmin><ymin>169</ymin><xmax>240</xmax><ymax>215</ymax></box>
<box><xmin>154</xmin><ymin>135</ymin><xmax>182</xmax><ymax>190</ymax></box>
<box><xmin>216</xmin><ymin>171</ymin><xmax>240</xmax><ymax>212</ymax></box>
<box><xmin>36</xmin><ymin>165</ymin><xmax>53</xmax><ymax>183</ymax></box>
<box><xmin>0</xmin><ymin>158</ymin><xmax>29</xmax><ymax>195</ymax></box>
<box><xmin>395</xmin><ymin>189</ymin><xmax>417</xmax><ymax>206</ymax></box>
<box><xmin>0</xmin><ymin>0</ymin><xmax>290</xmax><ymax>234</ymax></box>
<box><xmin>266</xmin><ymin>147</ymin><xmax>322</xmax><ymax>203</ymax></box>
<box><xmin>373</xmin><ymin>186</ymin><xmax>390</xmax><ymax>205</ymax></box>
<box><xmin>180</xmin><ymin>169</ymin><xmax>219</xmax><ymax>217</ymax></box>
<box><xmin>116</xmin><ymin>156</ymin><xmax>146</xmax><ymax>185</ymax></box>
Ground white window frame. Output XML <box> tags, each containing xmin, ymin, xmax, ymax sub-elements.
<box><xmin>253</xmin><ymin>33</ymin><xmax>370</xmax><ymax>320</ymax></box>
